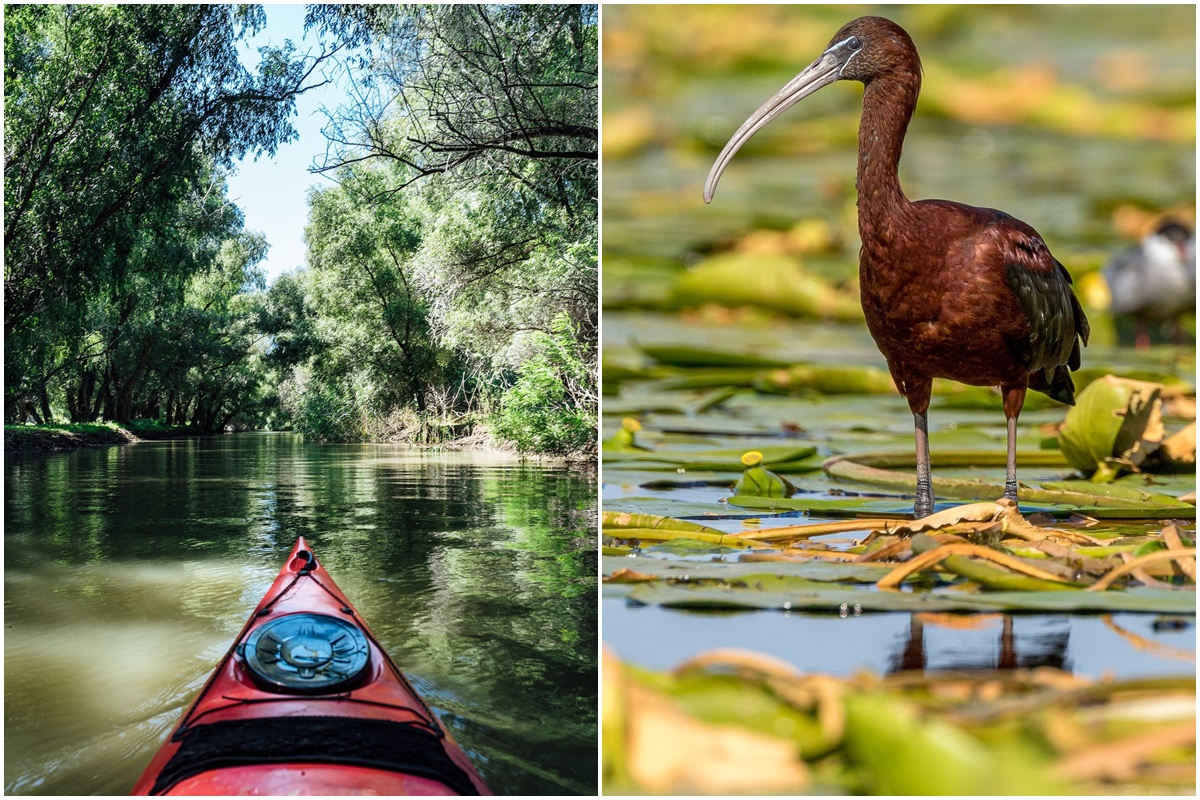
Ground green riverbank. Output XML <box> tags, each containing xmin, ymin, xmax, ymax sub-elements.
<box><xmin>3</xmin><ymin>422</ymin><xmax>210</xmax><ymax>453</ymax></box>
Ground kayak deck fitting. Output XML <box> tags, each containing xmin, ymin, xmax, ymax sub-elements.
<box><xmin>130</xmin><ymin>537</ymin><xmax>491</xmax><ymax>796</ymax></box>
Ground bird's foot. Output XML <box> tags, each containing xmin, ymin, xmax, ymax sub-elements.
<box><xmin>1003</xmin><ymin>480</ymin><xmax>1018</xmax><ymax>505</ymax></box>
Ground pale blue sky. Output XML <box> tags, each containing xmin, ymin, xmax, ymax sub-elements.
<box><xmin>227</xmin><ymin>4</ymin><xmax>342</xmax><ymax>284</ymax></box>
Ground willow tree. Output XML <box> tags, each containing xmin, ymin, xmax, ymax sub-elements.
<box><xmin>4</xmin><ymin>4</ymin><xmax>334</xmax><ymax>422</ymax></box>
<box><xmin>293</xmin><ymin>4</ymin><xmax>597</xmax><ymax>451</ymax></box>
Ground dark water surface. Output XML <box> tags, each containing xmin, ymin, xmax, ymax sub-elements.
<box><xmin>5</xmin><ymin>433</ymin><xmax>597</xmax><ymax>795</ymax></box>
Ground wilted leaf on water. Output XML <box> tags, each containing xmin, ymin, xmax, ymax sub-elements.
<box><xmin>1058</xmin><ymin>376</ymin><xmax>1166</xmax><ymax>482</ymax></box>
<box><xmin>606</xmin><ymin>568</ymin><xmax>664</xmax><ymax>583</ymax></box>
<box><xmin>886</xmin><ymin>499</ymin><xmax>1104</xmax><ymax>545</ymax></box>
<box><xmin>622</xmin><ymin>678</ymin><xmax>810</xmax><ymax>794</ymax></box>
<box><xmin>668</xmin><ymin>253</ymin><xmax>863</xmax><ymax>321</ymax></box>
<box><xmin>601</xmin><ymin>510</ymin><xmax>725</xmax><ymax>534</ymax></box>
<box><xmin>1161</xmin><ymin>525</ymin><xmax>1197</xmax><ymax>583</ymax></box>
<box><xmin>604</xmin><ymin>642</ymin><xmax>1194</xmax><ymax>795</ymax></box>
<box><xmin>1053</xmin><ymin>719</ymin><xmax>1196</xmax><ymax>782</ymax></box>
<box><xmin>641</xmin><ymin>657</ymin><xmax>841</xmax><ymax>759</ymax></box>
<box><xmin>888</xmin><ymin>533</ymin><xmax>1086</xmax><ymax>592</ymax></box>
<box><xmin>1146</xmin><ymin>421</ymin><xmax>1197</xmax><ymax>473</ymax></box>
<box><xmin>1087</xmin><ymin>548</ymin><xmax>1199</xmax><ymax>591</ymax></box>
<box><xmin>604</xmin><ymin>646</ymin><xmax>829</xmax><ymax>794</ymax></box>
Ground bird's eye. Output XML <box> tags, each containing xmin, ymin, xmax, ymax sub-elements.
<box><xmin>847</xmin><ymin>36</ymin><xmax>862</xmax><ymax>51</ymax></box>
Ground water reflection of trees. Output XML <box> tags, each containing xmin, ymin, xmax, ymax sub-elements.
<box><xmin>260</xmin><ymin>450</ymin><xmax>598</xmax><ymax>795</ymax></box>
<box><xmin>4</xmin><ymin>438</ymin><xmax>597</xmax><ymax>795</ymax></box>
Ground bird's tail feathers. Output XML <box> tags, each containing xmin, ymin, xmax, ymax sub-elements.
<box><xmin>1030</xmin><ymin>365</ymin><xmax>1076</xmax><ymax>406</ymax></box>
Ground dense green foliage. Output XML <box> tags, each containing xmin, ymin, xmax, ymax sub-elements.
<box><xmin>491</xmin><ymin>314</ymin><xmax>597</xmax><ymax>455</ymax></box>
<box><xmin>5</xmin><ymin>4</ymin><xmax>597</xmax><ymax>455</ymax></box>
<box><xmin>270</xmin><ymin>4</ymin><xmax>598</xmax><ymax>453</ymax></box>
<box><xmin>4</xmin><ymin>4</ymin><xmax>328</xmax><ymax>430</ymax></box>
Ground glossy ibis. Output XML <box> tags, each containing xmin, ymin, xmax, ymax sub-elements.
<box><xmin>1104</xmin><ymin>219</ymin><xmax>1195</xmax><ymax>348</ymax></box>
<box><xmin>704</xmin><ymin>16</ymin><xmax>1089</xmax><ymax>517</ymax></box>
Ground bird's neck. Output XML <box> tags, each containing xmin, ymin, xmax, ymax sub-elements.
<box><xmin>856</xmin><ymin>74</ymin><xmax>919</xmax><ymax>243</ymax></box>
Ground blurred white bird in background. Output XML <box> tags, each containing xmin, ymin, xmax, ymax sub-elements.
<box><xmin>1104</xmin><ymin>219</ymin><xmax>1195</xmax><ymax>348</ymax></box>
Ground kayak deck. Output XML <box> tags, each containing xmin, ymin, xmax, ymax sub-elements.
<box><xmin>130</xmin><ymin>538</ymin><xmax>490</xmax><ymax>796</ymax></box>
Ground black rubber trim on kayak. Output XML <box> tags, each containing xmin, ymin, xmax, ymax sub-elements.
<box><xmin>149</xmin><ymin>716</ymin><xmax>481</xmax><ymax>795</ymax></box>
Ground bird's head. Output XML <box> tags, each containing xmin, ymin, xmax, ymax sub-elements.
<box><xmin>703</xmin><ymin>16</ymin><xmax>920</xmax><ymax>204</ymax></box>
<box><xmin>823</xmin><ymin>16</ymin><xmax>919</xmax><ymax>84</ymax></box>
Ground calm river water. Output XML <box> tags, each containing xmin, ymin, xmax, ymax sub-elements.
<box><xmin>4</xmin><ymin>433</ymin><xmax>597</xmax><ymax>795</ymax></box>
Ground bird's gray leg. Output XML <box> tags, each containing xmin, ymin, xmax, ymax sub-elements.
<box><xmin>1001</xmin><ymin>384</ymin><xmax>1027</xmax><ymax>505</ymax></box>
<box><xmin>913</xmin><ymin>411</ymin><xmax>934</xmax><ymax>518</ymax></box>
<box><xmin>905</xmin><ymin>378</ymin><xmax>935</xmax><ymax>518</ymax></box>
<box><xmin>1005</xmin><ymin>415</ymin><xmax>1018</xmax><ymax>501</ymax></box>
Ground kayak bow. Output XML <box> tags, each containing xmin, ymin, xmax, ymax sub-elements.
<box><xmin>130</xmin><ymin>537</ymin><xmax>491</xmax><ymax>796</ymax></box>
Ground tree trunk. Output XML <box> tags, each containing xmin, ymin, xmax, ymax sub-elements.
<box><xmin>114</xmin><ymin>338</ymin><xmax>156</xmax><ymax>424</ymax></box>
<box><xmin>18</xmin><ymin>398</ymin><xmax>44</xmax><ymax>425</ymax></box>
<box><xmin>36</xmin><ymin>384</ymin><xmax>53</xmax><ymax>425</ymax></box>
<box><xmin>91</xmin><ymin>369</ymin><xmax>111</xmax><ymax>422</ymax></box>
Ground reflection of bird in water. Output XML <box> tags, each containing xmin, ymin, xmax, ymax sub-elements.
<box><xmin>703</xmin><ymin>16</ymin><xmax>1088</xmax><ymax>518</ymax></box>
<box><xmin>1104</xmin><ymin>219</ymin><xmax>1196</xmax><ymax>348</ymax></box>
<box><xmin>889</xmin><ymin>613</ymin><xmax>1072</xmax><ymax>674</ymax></box>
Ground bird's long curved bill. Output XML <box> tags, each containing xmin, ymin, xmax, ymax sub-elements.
<box><xmin>703</xmin><ymin>51</ymin><xmax>841</xmax><ymax>203</ymax></box>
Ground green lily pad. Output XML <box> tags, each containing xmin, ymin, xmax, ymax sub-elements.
<box><xmin>844</xmin><ymin>693</ymin><xmax>1065</xmax><ymax>795</ymax></box>
<box><xmin>603</xmin><ymin>496</ymin><xmax>752</xmax><ymax>518</ymax></box>
<box><xmin>624</xmin><ymin>581</ymin><xmax>1197</xmax><ymax>614</ymax></box>
<box><xmin>1036</xmin><ymin>480</ymin><xmax>1193</xmax><ymax>508</ymax></box>
<box><xmin>639</xmin><ymin>343</ymin><xmax>793</xmax><ymax>369</ymax></box>
<box><xmin>604</xmin><ymin>555</ymin><xmax>901</xmax><ymax>584</ymax></box>
<box><xmin>601</xmin><ymin>511</ymin><xmax>726</xmax><ymax>534</ymax></box>
<box><xmin>604</xmin><ymin>527</ymin><xmax>758</xmax><ymax>548</ymax></box>
<box><xmin>604</xmin><ymin>444</ymin><xmax>819</xmax><ymax>472</ymax></box>
<box><xmin>1058</xmin><ymin>375</ymin><xmax>1165</xmax><ymax>482</ymax></box>
<box><xmin>654</xmin><ymin>369</ymin><xmax>767</xmax><ymax>390</ymax></box>
<box><xmin>667</xmin><ymin>253</ymin><xmax>863</xmax><ymax>321</ymax></box>
<box><xmin>625</xmin><ymin>581</ymin><xmax>997</xmax><ymax>612</ymax></box>
<box><xmin>754</xmin><ymin>363</ymin><xmax>896</xmax><ymax>395</ymax></box>
<box><xmin>728</xmin><ymin>494</ymin><xmax>919</xmax><ymax>517</ymax></box>
<box><xmin>603</xmin><ymin>386</ymin><xmax>742</xmax><ymax>416</ymax></box>
<box><xmin>824</xmin><ymin>452</ymin><xmax>1195</xmax><ymax>516</ymax></box>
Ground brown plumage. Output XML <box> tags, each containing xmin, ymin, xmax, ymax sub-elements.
<box><xmin>704</xmin><ymin>16</ymin><xmax>1089</xmax><ymax>516</ymax></box>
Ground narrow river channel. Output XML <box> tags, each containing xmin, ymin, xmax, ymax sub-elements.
<box><xmin>5</xmin><ymin>433</ymin><xmax>597</xmax><ymax>795</ymax></box>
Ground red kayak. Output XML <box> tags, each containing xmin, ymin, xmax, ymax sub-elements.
<box><xmin>131</xmin><ymin>537</ymin><xmax>491</xmax><ymax>795</ymax></box>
